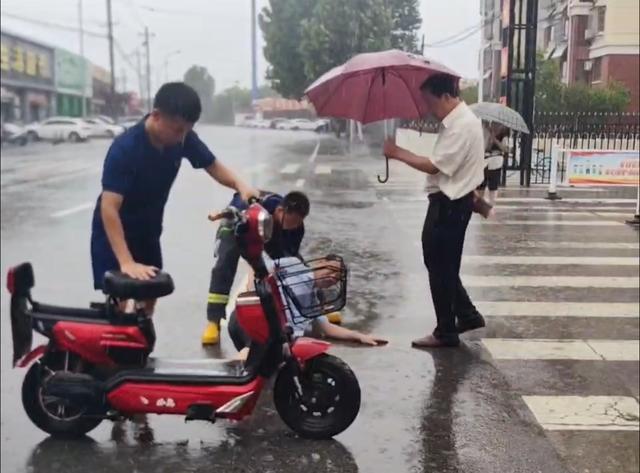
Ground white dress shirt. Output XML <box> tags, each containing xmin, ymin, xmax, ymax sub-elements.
<box><xmin>424</xmin><ymin>102</ymin><xmax>485</xmax><ymax>200</ymax></box>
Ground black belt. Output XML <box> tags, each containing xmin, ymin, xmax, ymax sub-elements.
<box><xmin>428</xmin><ymin>191</ymin><xmax>474</xmax><ymax>204</ymax></box>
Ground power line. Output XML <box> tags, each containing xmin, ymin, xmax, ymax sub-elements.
<box><xmin>1</xmin><ymin>10</ymin><xmax>107</xmax><ymax>38</ymax></box>
<box><xmin>425</xmin><ymin>9</ymin><xmax>564</xmax><ymax>49</ymax></box>
<box><xmin>113</xmin><ymin>40</ymin><xmax>138</xmax><ymax>72</ymax></box>
<box><xmin>114</xmin><ymin>0</ymin><xmax>146</xmax><ymax>29</ymax></box>
<box><xmin>426</xmin><ymin>19</ymin><xmax>489</xmax><ymax>47</ymax></box>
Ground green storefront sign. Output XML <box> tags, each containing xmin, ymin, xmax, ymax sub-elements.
<box><xmin>55</xmin><ymin>48</ymin><xmax>91</xmax><ymax>117</ymax></box>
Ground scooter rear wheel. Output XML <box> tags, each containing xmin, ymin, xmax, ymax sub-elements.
<box><xmin>274</xmin><ymin>353</ymin><xmax>360</xmax><ymax>439</ymax></box>
<box><xmin>22</xmin><ymin>355</ymin><xmax>103</xmax><ymax>437</ymax></box>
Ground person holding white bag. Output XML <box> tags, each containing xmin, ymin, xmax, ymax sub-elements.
<box><xmin>477</xmin><ymin>122</ymin><xmax>509</xmax><ymax>207</ymax></box>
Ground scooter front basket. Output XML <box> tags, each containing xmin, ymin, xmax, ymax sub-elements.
<box><xmin>275</xmin><ymin>255</ymin><xmax>347</xmax><ymax>324</ymax></box>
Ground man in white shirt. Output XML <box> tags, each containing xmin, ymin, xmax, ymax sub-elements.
<box><xmin>383</xmin><ymin>73</ymin><xmax>486</xmax><ymax>348</ymax></box>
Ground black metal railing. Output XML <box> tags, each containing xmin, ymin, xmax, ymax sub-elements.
<box><xmin>404</xmin><ymin>111</ymin><xmax>639</xmax><ymax>186</ymax></box>
<box><xmin>529</xmin><ymin>112</ymin><xmax>640</xmax><ymax>184</ymax></box>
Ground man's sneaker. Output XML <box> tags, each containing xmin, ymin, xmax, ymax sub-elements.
<box><xmin>456</xmin><ymin>314</ymin><xmax>486</xmax><ymax>334</ymax></box>
<box><xmin>327</xmin><ymin>312</ymin><xmax>343</xmax><ymax>325</ymax></box>
<box><xmin>201</xmin><ymin>322</ymin><xmax>220</xmax><ymax>345</ymax></box>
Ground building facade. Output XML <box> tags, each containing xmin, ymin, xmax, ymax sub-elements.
<box><xmin>0</xmin><ymin>30</ymin><xmax>55</xmax><ymax>124</ymax></box>
<box><xmin>91</xmin><ymin>64</ymin><xmax>111</xmax><ymax>115</ymax></box>
<box><xmin>54</xmin><ymin>48</ymin><xmax>91</xmax><ymax>117</ymax></box>
<box><xmin>479</xmin><ymin>0</ymin><xmax>504</xmax><ymax>102</ymax></box>
<box><xmin>478</xmin><ymin>0</ymin><xmax>640</xmax><ymax>111</ymax></box>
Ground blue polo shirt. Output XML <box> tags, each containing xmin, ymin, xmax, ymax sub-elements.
<box><xmin>91</xmin><ymin>119</ymin><xmax>216</xmax><ymax>242</ymax></box>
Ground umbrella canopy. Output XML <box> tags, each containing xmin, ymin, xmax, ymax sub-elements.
<box><xmin>469</xmin><ymin>102</ymin><xmax>530</xmax><ymax>134</ymax></box>
<box><xmin>304</xmin><ymin>49</ymin><xmax>461</xmax><ymax>125</ymax></box>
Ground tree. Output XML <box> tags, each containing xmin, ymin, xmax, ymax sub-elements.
<box><xmin>259</xmin><ymin>0</ymin><xmax>315</xmax><ymax>98</ymax></box>
<box><xmin>300</xmin><ymin>0</ymin><xmax>393</xmax><ymax>84</ymax></box>
<box><xmin>183</xmin><ymin>65</ymin><xmax>216</xmax><ymax>121</ymax></box>
<box><xmin>387</xmin><ymin>0</ymin><xmax>422</xmax><ymax>53</ymax></box>
<box><xmin>460</xmin><ymin>85</ymin><xmax>478</xmax><ymax>105</ymax></box>
<box><xmin>534</xmin><ymin>55</ymin><xmax>564</xmax><ymax>113</ymax></box>
<box><xmin>588</xmin><ymin>82</ymin><xmax>631</xmax><ymax>113</ymax></box>
<box><xmin>210</xmin><ymin>85</ymin><xmax>276</xmax><ymax>124</ymax></box>
<box><xmin>260</xmin><ymin>0</ymin><xmax>423</xmax><ymax>99</ymax></box>
<box><xmin>535</xmin><ymin>56</ymin><xmax>631</xmax><ymax>113</ymax></box>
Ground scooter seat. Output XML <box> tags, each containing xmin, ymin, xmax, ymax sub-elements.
<box><xmin>103</xmin><ymin>270</ymin><xmax>174</xmax><ymax>300</ymax></box>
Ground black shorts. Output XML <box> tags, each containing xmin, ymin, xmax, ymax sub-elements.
<box><xmin>477</xmin><ymin>168</ymin><xmax>501</xmax><ymax>191</ymax></box>
<box><xmin>91</xmin><ymin>234</ymin><xmax>162</xmax><ymax>290</ymax></box>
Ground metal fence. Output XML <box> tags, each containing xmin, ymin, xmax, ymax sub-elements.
<box><xmin>528</xmin><ymin>112</ymin><xmax>640</xmax><ymax>185</ymax></box>
<box><xmin>403</xmin><ymin>111</ymin><xmax>639</xmax><ymax>186</ymax></box>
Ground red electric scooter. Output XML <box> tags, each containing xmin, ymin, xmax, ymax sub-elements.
<box><xmin>7</xmin><ymin>201</ymin><xmax>360</xmax><ymax>439</ymax></box>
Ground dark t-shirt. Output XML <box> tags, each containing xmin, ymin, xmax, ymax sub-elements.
<box><xmin>91</xmin><ymin>119</ymin><xmax>216</xmax><ymax>242</ymax></box>
<box><xmin>228</xmin><ymin>191</ymin><xmax>305</xmax><ymax>259</ymax></box>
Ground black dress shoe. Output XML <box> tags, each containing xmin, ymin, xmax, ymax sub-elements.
<box><xmin>456</xmin><ymin>314</ymin><xmax>486</xmax><ymax>334</ymax></box>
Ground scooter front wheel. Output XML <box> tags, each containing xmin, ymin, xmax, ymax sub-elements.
<box><xmin>274</xmin><ymin>354</ymin><xmax>361</xmax><ymax>439</ymax></box>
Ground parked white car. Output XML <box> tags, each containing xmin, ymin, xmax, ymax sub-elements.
<box><xmin>117</xmin><ymin>115</ymin><xmax>144</xmax><ymax>130</ymax></box>
<box><xmin>25</xmin><ymin>117</ymin><xmax>92</xmax><ymax>143</ymax></box>
<box><xmin>276</xmin><ymin>118</ymin><xmax>329</xmax><ymax>132</ymax></box>
<box><xmin>83</xmin><ymin>118</ymin><xmax>125</xmax><ymax>138</ymax></box>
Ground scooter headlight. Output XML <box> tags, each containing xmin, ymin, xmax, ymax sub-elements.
<box><xmin>257</xmin><ymin>208</ymin><xmax>273</xmax><ymax>242</ymax></box>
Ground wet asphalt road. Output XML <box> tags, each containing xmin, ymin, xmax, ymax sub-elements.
<box><xmin>1</xmin><ymin>126</ymin><xmax>638</xmax><ymax>473</ymax></box>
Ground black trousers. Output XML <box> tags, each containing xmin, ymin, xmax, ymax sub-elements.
<box><xmin>207</xmin><ymin>222</ymin><xmax>241</xmax><ymax>323</ymax></box>
<box><xmin>422</xmin><ymin>192</ymin><xmax>478</xmax><ymax>344</ymax></box>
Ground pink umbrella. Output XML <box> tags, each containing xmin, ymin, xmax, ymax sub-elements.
<box><xmin>304</xmin><ymin>49</ymin><xmax>461</xmax><ymax>182</ymax></box>
<box><xmin>305</xmin><ymin>49</ymin><xmax>460</xmax><ymax>125</ymax></box>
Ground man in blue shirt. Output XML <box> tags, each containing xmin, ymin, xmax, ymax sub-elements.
<box><xmin>202</xmin><ymin>190</ymin><xmax>311</xmax><ymax>344</ymax></box>
<box><xmin>91</xmin><ymin>82</ymin><xmax>257</xmax><ymax>315</ymax></box>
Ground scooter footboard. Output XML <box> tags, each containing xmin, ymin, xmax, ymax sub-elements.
<box><xmin>106</xmin><ymin>377</ymin><xmax>265</xmax><ymax>420</ymax></box>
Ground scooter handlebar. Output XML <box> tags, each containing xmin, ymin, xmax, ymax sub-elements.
<box><xmin>208</xmin><ymin>197</ymin><xmax>262</xmax><ymax>222</ymax></box>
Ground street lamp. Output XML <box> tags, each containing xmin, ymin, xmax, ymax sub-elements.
<box><xmin>164</xmin><ymin>49</ymin><xmax>181</xmax><ymax>82</ymax></box>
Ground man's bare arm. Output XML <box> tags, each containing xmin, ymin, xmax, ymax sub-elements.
<box><xmin>383</xmin><ymin>139</ymin><xmax>439</xmax><ymax>175</ymax></box>
<box><xmin>205</xmin><ymin>160</ymin><xmax>258</xmax><ymax>202</ymax></box>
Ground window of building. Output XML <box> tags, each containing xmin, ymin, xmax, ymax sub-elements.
<box><xmin>592</xmin><ymin>57</ymin><xmax>602</xmax><ymax>82</ymax></box>
<box><xmin>597</xmin><ymin>7</ymin><xmax>606</xmax><ymax>33</ymax></box>
<box><xmin>544</xmin><ymin>26</ymin><xmax>552</xmax><ymax>50</ymax></box>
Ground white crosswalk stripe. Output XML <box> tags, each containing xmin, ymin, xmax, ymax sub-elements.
<box><xmin>280</xmin><ymin>164</ymin><xmax>300</xmax><ymax>175</ymax></box>
<box><xmin>471</xmin><ymin>220</ymin><xmax>625</xmax><ymax>226</ymax></box>
<box><xmin>482</xmin><ymin>338</ymin><xmax>639</xmax><ymax>361</ymax></box>
<box><xmin>522</xmin><ymin>396</ymin><xmax>640</xmax><ymax>431</ymax></box>
<box><xmin>475</xmin><ymin>301</ymin><xmax>639</xmax><ymax>318</ymax></box>
<box><xmin>463</xmin><ymin>275</ymin><xmax>639</xmax><ymax>288</ymax></box>
<box><xmin>475</xmin><ymin>241</ymin><xmax>638</xmax><ymax>249</ymax></box>
<box><xmin>464</xmin><ymin>256</ymin><xmax>639</xmax><ymax>266</ymax></box>
<box><xmin>314</xmin><ymin>165</ymin><xmax>332</xmax><ymax>175</ymax></box>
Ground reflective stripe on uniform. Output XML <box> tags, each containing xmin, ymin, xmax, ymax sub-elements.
<box><xmin>208</xmin><ymin>293</ymin><xmax>230</xmax><ymax>304</ymax></box>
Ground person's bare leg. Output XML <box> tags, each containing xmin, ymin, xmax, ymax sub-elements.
<box><xmin>488</xmin><ymin>190</ymin><xmax>498</xmax><ymax>206</ymax></box>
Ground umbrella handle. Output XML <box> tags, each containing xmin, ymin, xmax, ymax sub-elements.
<box><xmin>377</xmin><ymin>156</ymin><xmax>390</xmax><ymax>183</ymax></box>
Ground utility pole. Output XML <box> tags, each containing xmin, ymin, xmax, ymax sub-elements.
<box><xmin>136</xmin><ymin>49</ymin><xmax>144</xmax><ymax>104</ymax></box>
<box><xmin>106</xmin><ymin>0</ymin><xmax>116</xmax><ymax>118</ymax></box>
<box><xmin>78</xmin><ymin>0</ymin><xmax>87</xmax><ymax>117</ymax></box>
<box><xmin>142</xmin><ymin>27</ymin><xmax>153</xmax><ymax>111</ymax></box>
<box><xmin>250</xmin><ymin>0</ymin><xmax>258</xmax><ymax>101</ymax></box>
<box><xmin>121</xmin><ymin>68</ymin><xmax>127</xmax><ymax>92</ymax></box>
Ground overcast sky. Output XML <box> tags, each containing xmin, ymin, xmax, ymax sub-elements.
<box><xmin>1</xmin><ymin>0</ymin><xmax>481</xmax><ymax>95</ymax></box>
